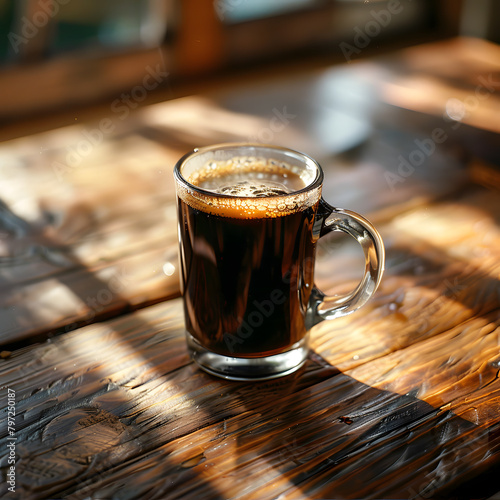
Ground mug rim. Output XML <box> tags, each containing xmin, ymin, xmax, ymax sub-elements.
<box><xmin>173</xmin><ymin>142</ymin><xmax>324</xmax><ymax>200</ymax></box>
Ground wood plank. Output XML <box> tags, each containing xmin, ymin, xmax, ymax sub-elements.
<box><xmin>0</xmin><ymin>127</ymin><xmax>183</xmax><ymax>345</ymax></box>
<box><xmin>369</xmin><ymin>37</ymin><xmax>500</xmax><ymax>135</ymax></box>
<box><xmin>0</xmin><ymin>88</ymin><xmax>469</xmax><ymax>346</ymax></box>
<box><xmin>312</xmin><ymin>186</ymin><xmax>500</xmax><ymax>382</ymax></box>
<box><xmin>0</xmin><ymin>36</ymin><xmax>498</xmax><ymax>500</ymax></box>
<box><xmin>0</xmin><ymin>244</ymin><xmax>180</xmax><ymax>344</ymax></box>
<box><xmin>0</xmin><ymin>299</ymin><xmax>337</xmax><ymax>499</ymax></box>
<box><xmin>1</xmin><ymin>192</ymin><xmax>499</xmax><ymax>500</ymax></box>
<box><xmin>0</xmin><ymin>298</ymin><xmax>498</xmax><ymax>499</ymax></box>
<box><xmin>3</xmin><ymin>35</ymin><xmax>497</xmax><ymax>346</ymax></box>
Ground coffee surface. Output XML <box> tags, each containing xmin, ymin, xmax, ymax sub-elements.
<box><xmin>178</xmin><ymin>157</ymin><xmax>320</xmax><ymax>219</ymax></box>
<box><xmin>197</xmin><ymin>170</ymin><xmax>305</xmax><ymax>197</ymax></box>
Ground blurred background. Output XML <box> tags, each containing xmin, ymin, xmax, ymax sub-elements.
<box><xmin>0</xmin><ymin>0</ymin><xmax>498</xmax><ymax>139</ymax></box>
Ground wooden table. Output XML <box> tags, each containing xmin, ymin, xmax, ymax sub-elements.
<box><xmin>1</xmin><ymin>37</ymin><xmax>500</xmax><ymax>499</ymax></box>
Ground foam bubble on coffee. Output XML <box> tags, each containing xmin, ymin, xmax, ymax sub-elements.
<box><xmin>178</xmin><ymin>156</ymin><xmax>321</xmax><ymax>219</ymax></box>
<box><xmin>217</xmin><ymin>180</ymin><xmax>290</xmax><ymax>197</ymax></box>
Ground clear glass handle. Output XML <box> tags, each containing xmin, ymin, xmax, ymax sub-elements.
<box><xmin>307</xmin><ymin>200</ymin><xmax>385</xmax><ymax>328</ymax></box>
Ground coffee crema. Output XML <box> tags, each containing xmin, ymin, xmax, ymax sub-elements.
<box><xmin>177</xmin><ymin>157</ymin><xmax>321</xmax><ymax>219</ymax></box>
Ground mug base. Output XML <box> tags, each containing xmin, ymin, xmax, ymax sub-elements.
<box><xmin>186</xmin><ymin>333</ymin><xmax>309</xmax><ymax>381</ymax></box>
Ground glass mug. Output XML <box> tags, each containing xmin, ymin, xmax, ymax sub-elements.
<box><xmin>174</xmin><ymin>143</ymin><xmax>384</xmax><ymax>380</ymax></box>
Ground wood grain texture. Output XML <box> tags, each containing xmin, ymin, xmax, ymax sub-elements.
<box><xmin>1</xmin><ymin>178</ymin><xmax>499</xmax><ymax>497</ymax></box>
<box><xmin>0</xmin><ymin>59</ymin><xmax>471</xmax><ymax>345</ymax></box>
<box><xmin>0</xmin><ymin>128</ymin><xmax>182</xmax><ymax>344</ymax></box>
<box><xmin>313</xmin><ymin>187</ymin><xmax>500</xmax><ymax>369</ymax></box>
<box><xmin>0</xmin><ymin>297</ymin><xmax>498</xmax><ymax>499</ymax></box>
<box><xmin>1</xmin><ymin>37</ymin><xmax>500</xmax><ymax>500</ymax></box>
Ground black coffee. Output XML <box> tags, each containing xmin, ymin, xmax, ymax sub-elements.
<box><xmin>177</xmin><ymin>158</ymin><xmax>321</xmax><ymax>357</ymax></box>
